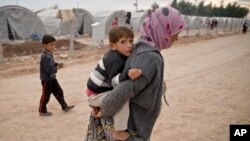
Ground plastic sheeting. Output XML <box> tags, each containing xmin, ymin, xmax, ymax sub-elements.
<box><xmin>95</xmin><ymin>10</ymin><xmax>127</xmax><ymax>34</ymax></box>
<box><xmin>37</xmin><ymin>9</ymin><xmax>71</xmax><ymax>36</ymax></box>
<box><xmin>73</xmin><ymin>8</ymin><xmax>95</xmax><ymax>35</ymax></box>
<box><xmin>37</xmin><ymin>8</ymin><xmax>95</xmax><ymax>36</ymax></box>
<box><xmin>131</xmin><ymin>12</ymin><xmax>147</xmax><ymax>32</ymax></box>
<box><xmin>189</xmin><ymin>16</ymin><xmax>202</xmax><ymax>29</ymax></box>
<box><xmin>0</xmin><ymin>5</ymin><xmax>46</xmax><ymax>40</ymax></box>
<box><xmin>39</xmin><ymin>16</ymin><xmax>61</xmax><ymax>35</ymax></box>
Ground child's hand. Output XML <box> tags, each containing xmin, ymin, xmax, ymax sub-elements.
<box><xmin>128</xmin><ymin>68</ymin><xmax>142</xmax><ymax>80</ymax></box>
<box><xmin>57</xmin><ymin>63</ymin><xmax>64</xmax><ymax>69</ymax></box>
<box><xmin>90</xmin><ymin>106</ymin><xmax>102</xmax><ymax>118</ymax></box>
<box><xmin>89</xmin><ymin>105</ymin><xmax>100</xmax><ymax>115</ymax></box>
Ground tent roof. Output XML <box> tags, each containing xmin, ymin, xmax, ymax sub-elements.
<box><xmin>37</xmin><ymin>8</ymin><xmax>95</xmax><ymax>36</ymax></box>
<box><xmin>73</xmin><ymin>8</ymin><xmax>95</xmax><ymax>22</ymax></box>
<box><xmin>38</xmin><ymin>8</ymin><xmax>95</xmax><ymax>22</ymax></box>
<box><xmin>0</xmin><ymin>5</ymin><xmax>46</xmax><ymax>40</ymax></box>
<box><xmin>57</xmin><ymin>9</ymin><xmax>74</xmax><ymax>21</ymax></box>
<box><xmin>131</xmin><ymin>12</ymin><xmax>147</xmax><ymax>32</ymax></box>
<box><xmin>36</xmin><ymin>9</ymin><xmax>59</xmax><ymax>17</ymax></box>
<box><xmin>37</xmin><ymin>9</ymin><xmax>74</xmax><ymax>21</ymax></box>
<box><xmin>131</xmin><ymin>12</ymin><xmax>147</xmax><ymax>18</ymax></box>
<box><xmin>0</xmin><ymin>5</ymin><xmax>38</xmax><ymax>17</ymax></box>
<box><xmin>94</xmin><ymin>10</ymin><xmax>127</xmax><ymax>34</ymax></box>
<box><xmin>95</xmin><ymin>11</ymin><xmax>119</xmax><ymax>17</ymax></box>
<box><xmin>94</xmin><ymin>10</ymin><xmax>127</xmax><ymax>20</ymax></box>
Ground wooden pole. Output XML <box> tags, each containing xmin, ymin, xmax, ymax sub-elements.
<box><xmin>70</xmin><ymin>15</ymin><xmax>75</xmax><ymax>51</ymax></box>
<box><xmin>0</xmin><ymin>40</ymin><xmax>4</xmax><ymax>64</ymax></box>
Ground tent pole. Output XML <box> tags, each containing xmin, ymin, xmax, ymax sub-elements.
<box><xmin>70</xmin><ymin>16</ymin><xmax>75</xmax><ymax>51</ymax></box>
<box><xmin>0</xmin><ymin>39</ymin><xmax>4</xmax><ymax>64</ymax></box>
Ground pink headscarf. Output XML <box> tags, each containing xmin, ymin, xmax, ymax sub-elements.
<box><xmin>140</xmin><ymin>7</ymin><xmax>187</xmax><ymax>51</ymax></box>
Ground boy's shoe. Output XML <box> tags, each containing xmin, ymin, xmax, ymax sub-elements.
<box><xmin>162</xmin><ymin>81</ymin><xmax>169</xmax><ymax>106</ymax></box>
<box><xmin>63</xmin><ymin>105</ymin><xmax>75</xmax><ymax>112</ymax></box>
<box><xmin>39</xmin><ymin>111</ymin><xmax>53</xmax><ymax>116</ymax></box>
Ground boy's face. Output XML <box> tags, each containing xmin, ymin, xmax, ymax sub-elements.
<box><xmin>44</xmin><ymin>42</ymin><xmax>55</xmax><ymax>52</ymax></box>
<box><xmin>110</xmin><ymin>37</ymin><xmax>133</xmax><ymax>57</ymax></box>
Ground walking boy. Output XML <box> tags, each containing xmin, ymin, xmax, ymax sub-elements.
<box><xmin>86</xmin><ymin>26</ymin><xmax>141</xmax><ymax>139</ymax></box>
<box><xmin>39</xmin><ymin>35</ymin><xmax>74</xmax><ymax>116</ymax></box>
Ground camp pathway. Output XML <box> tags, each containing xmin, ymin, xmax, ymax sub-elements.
<box><xmin>0</xmin><ymin>33</ymin><xmax>250</xmax><ymax>141</ymax></box>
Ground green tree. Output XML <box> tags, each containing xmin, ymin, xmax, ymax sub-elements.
<box><xmin>204</xmin><ymin>2</ymin><xmax>213</xmax><ymax>17</ymax></box>
<box><xmin>196</xmin><ymin>1</ymin><xmax>205</xmax><ymax>16</ymax></box>
<box><xmin>171</xmin><ymin>0</ymin><xmax>178</xmax><ymax>9</ymax></box>
<box><xmin>171</xmin><ymin>0</ymin><xmax>249</xmax><ymax>18</ymax></box>
<box><xmin>218</xmin><ymin>2</ymin><xmax>225</xmax><ymax>17</ymax></box>
<box><xmin>212</xmin><ymin>6</ymin><xmax>220</xmax><ymax>17</ymax></box>
<box><xmin>178</xmin><ymin>0</ymin><xmax>196</xmax><ymax>15</ymax></box>
<box><xmin>224</xmin><ymin>3</ymin><xmax>232</xmax><ymax>17</ymax></box>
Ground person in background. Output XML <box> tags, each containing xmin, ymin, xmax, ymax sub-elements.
<box><xmin>111</xmin><ymin>17</ymin><xmax>118</xmax><ymax>27</ymax></box>
<box><xmin>39</xmin><ymin>35</ymin><xmax>75</xmax><ymax>116</ymax></box>
<box><xmin>243</xmin><ymin>21</ymin><xmax>248</xmax><ymax>34</ymax></box>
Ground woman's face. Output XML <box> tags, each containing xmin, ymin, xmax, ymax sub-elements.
<box><xmin>170</xmin><ymin>32</ymin><xmax>180</xmax><ymax>44</ymax></box>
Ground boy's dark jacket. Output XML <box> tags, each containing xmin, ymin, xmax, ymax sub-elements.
<box><xmin>40</xmin><ymin>49</ymin><xmax>58</xmax><ymax>80</ymax></box>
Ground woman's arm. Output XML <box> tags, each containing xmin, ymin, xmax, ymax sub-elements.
<box><xmin>101</xmin><ymin>52</ymin><xmax>158</xmax><ymax>117</ymax></box>
<box><xmin>101</xmin><ymin>75</ymin><xmax>149</xmax><ymax>117</ymax></box>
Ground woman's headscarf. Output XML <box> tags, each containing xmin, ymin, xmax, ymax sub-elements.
<box><xmin>140</xmin><ymin>7</ymin><xmax>187</xmax><ymax>51</ymax></box>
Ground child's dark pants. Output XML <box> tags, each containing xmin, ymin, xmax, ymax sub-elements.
<box><xmin>39</xmin><ymin>79</ymin><xmax>68</xmax><ymax>113</ymax></box>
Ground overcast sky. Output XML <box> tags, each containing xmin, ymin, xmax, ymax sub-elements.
<box><xmin>0</xmin><ymin>0</ymin><xmax>249</xmax><ymax>14</ymax></box>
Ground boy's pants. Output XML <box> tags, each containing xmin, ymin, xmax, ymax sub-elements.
<box><xmin>87</xmin><ymin>93</ymin><xmax>129</xmax><ymax>131</ymax></box>
<box><xmin>39</xmin><ymin>79</ymin><xmax>68</xmax><ymax>113</ymax></box>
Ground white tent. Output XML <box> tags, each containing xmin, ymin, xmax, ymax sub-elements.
<box><xmin>95</xmin><ymin>10</ymin><xmax>127</xmax><ymax>35</ymax></box>
<box><xmin>219</xmin><ymin>17</ymin><xmax>229</xmax><ymax>31</ymax></box>
<box><xmin>131</xmin><ymin>12</ymin><xmax>147</xmax><ymax>32</ymax></box>
<box><xmin>73</xmin><ymin>8</ymin><xmax>95</xmax><ymax>35</ymax></box>
<box><xmin>232</xmin><ymin>18</ymin><xmax>243</xmax><ymax>31</ymax></box>
<box><xmin>37</xmin><ymin>8</ymin><xmax>95</xmax><ymax>36</ymax></box>
<box><xmin>200</xmin><ymin>17</ymin><xmax>211</xmax><ymax>29</ymax></box>
<box><xmin>183</xmin><ymin>15</ymin><xmax>191</xmax><ymax>28</ymax></box>
<box><xmin>189</xmin><ymin>16</ymin><xmax>202</xmax><ymax>29</ymax></box>
<box><xmin>37</xmin><ymin>9</ymin><xmax>70</xmax><ymax>35</ymax></box>
<box><xmin>0</xmin><ymin>5</ymin><xmax>46</xmax><ymax>40</ymax></box>
<box><xmin>37</xmin><ymin>9</ymin><xmax>62</xmax><ymax>35</ymax></box>
<box><xmin>216</xmin><ymin>17</ymin><xmax>224</xmax><ymax>29</ymax></box>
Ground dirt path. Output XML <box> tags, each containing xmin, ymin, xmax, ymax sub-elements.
<box><xmin>0</xmin><ymin>33</ymin><xmax>250</xmax><ymax>141</ymax></box>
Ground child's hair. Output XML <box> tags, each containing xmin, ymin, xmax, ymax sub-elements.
<box><xmin>42</xmin><ymin>34</ymin><xmax>56</xmax><ymax>44</ymax></box>
<box><xmin>109</xmin><ymin>26</ymin><xmax>134</xmax><ymax>43</ymax></box>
